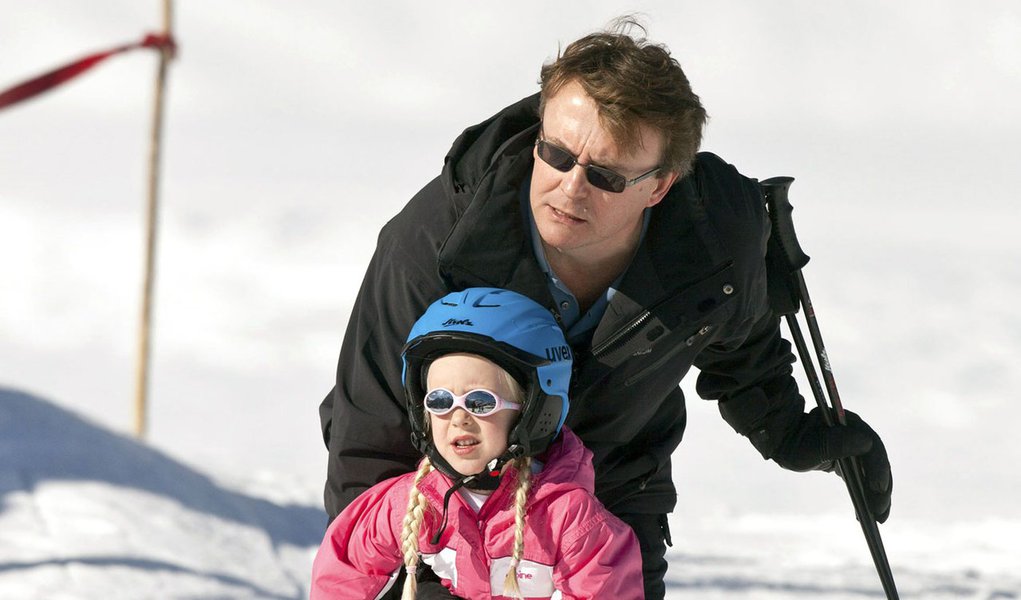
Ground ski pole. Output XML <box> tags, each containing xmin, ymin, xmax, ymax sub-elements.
<box><xmin>784</xmin><ymin>290</ymin><xmax>899</xmax><ymax>598</ymax></box>
<box><xmin>760</xmin><ymin>177</ymin><xmax>899</xmax><ymax>599</ymax></box>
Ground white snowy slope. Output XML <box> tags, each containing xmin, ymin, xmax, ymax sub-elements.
<box><xmin>0</xmin><ymin>388</ymin><xmax>324</xmax><ymax>600</ymax></box>
<box><xmin>3</xmin><ymin>386</ymin><xmax>1021</xmax><ymax>599</ymax></box>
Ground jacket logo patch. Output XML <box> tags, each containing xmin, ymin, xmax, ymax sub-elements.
<box><xmin>490</xmin><ymin>557</ymin><xmax>555</xmax><ymax>596</ymax></box>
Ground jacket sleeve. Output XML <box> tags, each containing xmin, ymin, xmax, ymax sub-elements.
<box><xmin>310</xmin><ymin>477</ymin><xmax>408</xmax><ymax>600</ymax></box>
<box><xmin>695</xmin><ymin>307</ymin><xmax>806</xmax><ymax>460</ymax></box>
<box><xmin>552</xmin><ymin>497</ymin><xmax>645</xmax><ymax>600</ymax></box>
<box><xmin>690</xmin><ymin>156</ymin><xmax>806</xmax><ymax>460</ymax></box>
<box><xmin>319</xmin><ymin>180</ymin><xmax>450</xmax><ymax>520</ymax></box>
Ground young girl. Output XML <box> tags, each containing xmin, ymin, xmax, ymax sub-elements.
<box><xmin>311</xmin><ymin>288</ymin><xmax>643</xmax><ymax>599</ymax></box>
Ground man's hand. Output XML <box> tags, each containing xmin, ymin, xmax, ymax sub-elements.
<box><xmin>773</xmin><ymin>407</ymin><xmax>893</xmax><ymax>523</ymax></box>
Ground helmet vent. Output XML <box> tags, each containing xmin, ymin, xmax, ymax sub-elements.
<box><xmin>534</xmin><ymin>402</ymin><xmax>561</xmax><ymax>436</ymax></box>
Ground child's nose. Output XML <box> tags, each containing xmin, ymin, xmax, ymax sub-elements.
<box><xmin>450</xmin><ymin>408</ymin><xmax>475</xmax><ymax>427</ymax></box>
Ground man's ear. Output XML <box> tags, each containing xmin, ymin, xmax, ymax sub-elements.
<box><xmin>646</xmin><ymin>171</ymin><xmax>680</xmax><ymax>208</ymax></box>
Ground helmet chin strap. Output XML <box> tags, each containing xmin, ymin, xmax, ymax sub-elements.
<box><xmin>427</xmin><ymin>444</ymin><xmax>524</xmax><ymax>545</ymax></box>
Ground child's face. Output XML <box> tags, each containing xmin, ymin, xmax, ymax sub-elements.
<box><xmin>426</xmin><ymin>353</ymin><xmax>520</xmax><ymax>479</ymax></box>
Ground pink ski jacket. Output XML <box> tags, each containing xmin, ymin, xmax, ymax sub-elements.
<box><xmin>311</xmin><ymin>427</ymin><xmax>643</xmax><ymax>599</ymax></box>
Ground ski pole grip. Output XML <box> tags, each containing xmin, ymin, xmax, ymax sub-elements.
<box><xmin>761</xmin><ymin>176</ymin><xmax>810</xmax><ymax>271</ymax></box>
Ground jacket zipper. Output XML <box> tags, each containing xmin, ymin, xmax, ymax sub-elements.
<box><xmin>590</xmin><ymin>261</ymin><xmax>734</xmax><ymax>362</ymax></box>
<box><xmin>590</xmin><ymin>311</ymin><xmax>652</xmax><ymax>360</ymax></box>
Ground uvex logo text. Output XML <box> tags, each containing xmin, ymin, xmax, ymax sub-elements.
<box><xmin>545</xmin><ymin>345</ymin><xmax>571</xmax><ymax>362</ymax></box>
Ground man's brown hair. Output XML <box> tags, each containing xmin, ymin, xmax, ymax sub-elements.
<box><xmin>539</xmin><ymin>17</ymin><xmax>708</xmax><ymax>178</ymax></box>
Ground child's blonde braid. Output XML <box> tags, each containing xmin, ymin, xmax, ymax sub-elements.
<box><xmin>502</xmin><ymin>456</ymin><xmax>533</xmax><ymax>599</ymax></box>
<box><xmin>400</xmin><ymin>457</ymin><xmax>433</xmax><ymax>600</ymax></box>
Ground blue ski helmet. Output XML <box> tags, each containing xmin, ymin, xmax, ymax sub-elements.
<box><xmin>402</xmin><ymin>288</ymin><xmax>572</xmax><ymax>470</ymax></box>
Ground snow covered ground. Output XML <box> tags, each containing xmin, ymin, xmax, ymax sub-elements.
<box><xmin>0</xmin><ymin>389</ymin><xmax>321</xmax><ymax>599</ymax></box>
<box><xmin>2</xmin><ymin>2</ymin><xmax>1020</xmax><ymax>598</ymax></box>
<box><xmin>3</xmin><ymin>386</ymin><xmax>1020</xmax><ymax>599</ymax></box>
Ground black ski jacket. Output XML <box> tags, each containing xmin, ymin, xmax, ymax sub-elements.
<box><xmin>320</xmin><ymin>93</ymin><xmax>805</xmax><ymax>520</ymax></box>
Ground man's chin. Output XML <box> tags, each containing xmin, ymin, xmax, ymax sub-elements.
<box><xmin>536</xmin><ymin>224</ymin><xmax>585</xmax><ymax>253</ymax></box>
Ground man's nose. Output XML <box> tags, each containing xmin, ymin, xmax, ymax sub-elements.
<box><xmin>560</xmin><ymin>164</ymin><xmax>591</xmax><ymax>198</ymax></box>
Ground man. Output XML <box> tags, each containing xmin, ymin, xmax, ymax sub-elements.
<box><xmin>320</xmin><ymin>20</ymin><xmax>892</xmax><ymax>599</ymax></box>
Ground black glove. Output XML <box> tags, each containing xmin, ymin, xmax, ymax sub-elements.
<box><xmin>414</xmin><ymin>563</ymin><xmax>462</xmax><ymax>599</ymax></box>
<box><xmin>416</xmin><ymin>581</ymin><xmax>461</xmax><ymax>599</ymax></box>
<box><xmin>377</xmin><ymin>564</ymin><xmax>462</xmax><ymax>600</ymax></box>
<box><xmin>773</xmin><ymin>407</ymin><xmax>893</xmax><ymax>523</ymax></box>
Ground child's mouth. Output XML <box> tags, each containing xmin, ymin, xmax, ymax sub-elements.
<box><xmin>452</xmin><ymin>437</ymin><xmax>480</xmax><ymax>455</ymax></box>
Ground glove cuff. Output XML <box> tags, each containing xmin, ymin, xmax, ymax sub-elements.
<box><xmin>717</xmin><ymin>384</ymin><xmax>805</xmax><ymax>460</ymax></box>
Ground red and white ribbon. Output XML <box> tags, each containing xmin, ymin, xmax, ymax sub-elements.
<box><xmin>0</xmin><ymin>32</ymin><xmax>176</xmax><ymax>112</ymax></box>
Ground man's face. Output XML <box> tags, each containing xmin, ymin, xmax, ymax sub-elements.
<box><xmin>530</xmin><ymin>80</ymin><xmax>677</xmax><ymax>263</ymax></box>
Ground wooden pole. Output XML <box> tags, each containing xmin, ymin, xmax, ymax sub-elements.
<box><xmin>135</xmin><ymin>0</ymin><xmax>173</xmax><ymax>439</ymax></box>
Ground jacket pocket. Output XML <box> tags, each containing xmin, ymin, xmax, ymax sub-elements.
<box><xmin>590</xmin><ymin>277</ymin><xmax>737</xmax><ymax>390</ymax></box>
<box><xmin>623</xmin><ymin>322</ymin><xmax>717</xmax><ymax>387</ymax></box>
<box><xmin>591</xmin><ymin>262</ymin><xmax>736</xmax><ymax>373</ymax></box>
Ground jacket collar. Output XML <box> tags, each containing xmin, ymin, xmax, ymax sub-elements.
<box><xmin>437</xmin><ymin>119</ymin><xmax>551</xmax><ymax>305</ymax></box>
<box><xmin>590</xmin><ymin>171</ymin><xmax>733</xmax><ymax>350</ymax></box>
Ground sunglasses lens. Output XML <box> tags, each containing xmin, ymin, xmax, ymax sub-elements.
<box><xmin>538</xmin><ymin>139</ymin><xmax>628</xmax><ymax>193</ymax></box>
<box><xmin>424</xmin><ymin>389</ymin><xmax>454</xmax><ymax>413</ymax></box>
<box><xmin>464</xmin><ymin>390</ymin><xmax>498</xmax><ymax>415</ymax></box>
<box><xmin>586</xmin><ymin>166</ymin><xmax>626</xmax><ymax>193</ymax></box>
<box><xmin>538</xmin><ymin>141</ymin><xmax>575</xmax><ymax>172</ymax></box>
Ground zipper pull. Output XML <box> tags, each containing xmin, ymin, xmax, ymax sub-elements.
<box><xmin>685</xmin><ymin>324</ymin><xmax>713</xmax><ymax>347</ymax></box>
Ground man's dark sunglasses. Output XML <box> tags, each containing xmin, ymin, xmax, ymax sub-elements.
<box><xmin>535</xmin><ymin>137</ymin><xmax>662</xmax><ymax>193</ymax></box>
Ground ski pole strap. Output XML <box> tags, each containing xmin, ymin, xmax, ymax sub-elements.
<box><xmin>0</xmin><ymin>32</ymin><xmax>176</xmax><ymax>112</ymax></box>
